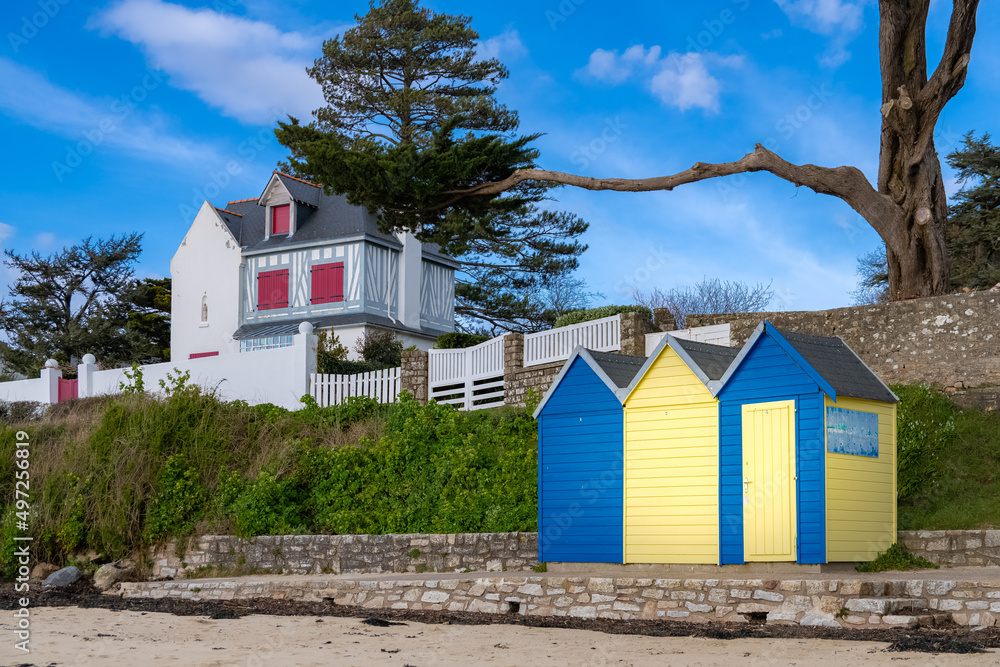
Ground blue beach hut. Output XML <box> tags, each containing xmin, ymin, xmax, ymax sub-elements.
<box><xmin>533</xmin><ymin>347</ymin><xmax>646</xmax><ymax>563</ymax></box>
<box><xmin>716</xmin><ymin>322</ymin><xmax>898</xmax><ymax>565</ymax></box>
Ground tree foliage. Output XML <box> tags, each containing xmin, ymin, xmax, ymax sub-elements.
<box><xmin>275</xmin><ymin>0</ymin><xmax>588</xmax><ymax>332</ymax></box>
<box><xmin>125</xmin><ymin>277</ymin><xmax>171</xmax><ymax>363</ymax></box>
<box><xmin>946</xmin><ymin>131</ymin><xmax>1000</xmax><ymax>289</ymax></box>
<box><xmin>632</xmin><ymin>278</ymin><xmax>774</xmax><ymax>328</ymax></box>
<box><xmin>0</xmin><ymin>234</ymin><xmax>160</xmax><ymax>375</ymax></box>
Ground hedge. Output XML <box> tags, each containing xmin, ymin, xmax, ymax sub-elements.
<box><xmin>553</xmin><ymin>305</ymin><xmax>653</xmax><ymax>329</ymax></box>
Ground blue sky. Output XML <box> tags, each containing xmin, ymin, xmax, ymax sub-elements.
<box><xmin>1</xmin><ymin>0</ymin><xmax>999</xmax><ymax>313</ymax></box>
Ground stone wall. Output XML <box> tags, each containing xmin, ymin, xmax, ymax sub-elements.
<box><xmin>505</xmin><ymin>361</ymin><xmax>563</xmax><ymax>408</ymax></box>
<box><xmin>150</xmin><ymin>532</ymin><xmax>539</xmax><ymax>579</ymax></box>
<box><xmin>121</xmin><ymin>572</ymin><xmax>1000</xmax><ymax>628</ymax></box>
<box><xmin>686</xmin><ymin>289</ymin><xmax>1000</xmax><ymax>388</ymax></box>
<box><xmin>619</xmin><ymin>312</ymin><xmax>655</xmax><ymax>357</ymax></box>
<box><xmin>400</xmin><ymin>350</ymin><xmax>428</xmax><ymax>403</ymax></box>
<box><xmin>898</xmin><ymin>530</ymin><xmax>1000</xmax><ymax>567</ymax></box>
<box><xmin>951</xmin><ymin>387</ymin><xmax>1000</xmax><ymax>411</ymax></box>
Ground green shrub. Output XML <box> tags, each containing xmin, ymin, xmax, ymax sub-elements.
<box><xmin>856</xmin><ymin>542</ymin><xmax>939</xmax><ymax>572</ymax></box>
<box><xmin>435</xmin><ymin>333</ymin><xmax>490</xmax><ymax>349</ymax></box>
<box><xmin>355</xmin><ymin>329</ymin><xmax>404</xmax><ymax>366</ymax></box>
<box><xmin>893</xmin><ymin>384</ymin><xmax>956</xmax><ymax>502</ymax></box>
<box><xmin>554</xmin><ymin>305</ymin><xmax>652</xmax><ymax>328</ymax></box>
<box><xmin>0</xmin><ymin>506</ymin><xmax>19</xmax><ymax>580</ymax></box>
<box><xmin>144</xmin><ymin>454</ymin><xmax>207</xmax><ymax>542</ymax></box>
<box><xmin>0</xmin><ymin>388</ymin><xmax>539</xmax><ymax>580</ymax></box>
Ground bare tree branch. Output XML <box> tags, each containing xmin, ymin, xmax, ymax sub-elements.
<box><xmin>451</xmin><ymin>143</ymin><xmax>902</xmax><ymax>241</ymax></box>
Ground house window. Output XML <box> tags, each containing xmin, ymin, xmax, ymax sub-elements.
<box><xmin>257</xmin><ymin>269</ymin><xmax>289</xmax><ymax>310</ymax></box>
<box><xmin>200</xmin><ymin>295</ymin><xmax>209</xmax><ymax>323</ymax></box>
<box><xmin>272</xmin><ymin>204</ymin><xmax>290</xmax><ymax>235</ymax></box>
<box><xmin>189</xmin><ymin>351</ymin><xmax>219</xmax><ymax>359</ymax></box>
<box><xmin>240</xmin><ymin>335</ymin><xmax>294</xmax><ymax>353</ymax></box>
<box><xmin>311</xmin><ymin>262</ymin><xmax>345</xmax><ymax>304</ymax></box>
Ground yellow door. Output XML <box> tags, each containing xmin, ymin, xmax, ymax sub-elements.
<box><xmin>742</xmin><ymin>401</ymin><xmax>797</xmax><ymax>561</ymax></box>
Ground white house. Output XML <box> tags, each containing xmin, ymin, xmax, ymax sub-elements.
<box><xmin>171</xmin><ymin>171</ymin><xmax>458</xmax><ymax>361</ymax></box>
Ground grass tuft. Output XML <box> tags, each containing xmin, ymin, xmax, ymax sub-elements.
<box><xmin>856</xmin><ymin>542</ymin><xmax>939</xmax><ymax>572</ymax></box>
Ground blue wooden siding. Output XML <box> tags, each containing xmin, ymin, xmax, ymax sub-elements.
<box><xmin>538</xmin><ymin>357</ymin><xmax>624</xmax><ymax>563</ymax></box>
<box><xmin>717</xmin><ymin>333</ymin><xmax>826</xmax><ymax>564</ymax></box>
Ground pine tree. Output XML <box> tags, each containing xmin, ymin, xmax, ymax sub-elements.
<box><xmin>275</xmin><ymin>0</ymin><xmax>587</xmax><ymax>331</ymax></box>
<box><xmin>946</xmin><ymin>132</ymin><xmax>1000</xmax><ymax>289</ymax></box>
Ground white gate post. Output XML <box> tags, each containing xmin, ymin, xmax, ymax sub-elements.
<box><xmin>293</xmin><ymin>322</ymin><xmax>317</xmax><ymax>400</ymax></box>
<box><xmin>40</xmin><ymin>359</ymin><xmax>61</xmax><ymax>404</ymax></box>
<box><xmin>77</xmin><ymin>354</ymin><xmax>97</xmax><ymax>398</ymax></box>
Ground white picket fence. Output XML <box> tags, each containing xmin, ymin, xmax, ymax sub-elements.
<box><xmin>428</xmin><ymin>336</ymin><xmax>505</xmax><ymax>410</ymax></box>
<box><xmin>645</xmin><ymin>323</ymin><xmax>732</xmax><ymax>355</ymax></box>
<box><xmin>524</xmin><ymin>314</ymin><xmax>621</xmax><ymax>367</ymax></box>
<box><xmin>310</xmin><ymin>367</ymin><xmax>401</xmax><ymax>407</ymax></box>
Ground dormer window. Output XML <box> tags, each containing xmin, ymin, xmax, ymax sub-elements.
<box><xmin>272</xmin><ymin>204</ymin><xmax>290</xmax><ymax>235</ymax></box>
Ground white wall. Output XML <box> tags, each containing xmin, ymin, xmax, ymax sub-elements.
<box><xmin>0</xmin><ymin>368</ymin><xmax>59</xmax><ymax>404</ymax></box>
<box><xmin>171</xmin><ymin>202</ymin><xmax>244</xmax><ymax>362</ymax></box>
<box><xmin>81</xmin><ymin>329</ymin><xmax>317</xmax><ymax>410</ymax></box>
<box><xmin>321</xmin><ymin>325</ymin><xmax>437</xmax><ymax>362</ymax></box>
<box><xmin>645</xmin><ymin>324</ymin><xmax>733</xmax><ymax>355</ymax></box>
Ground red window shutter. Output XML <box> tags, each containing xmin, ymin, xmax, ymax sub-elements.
<box><xmin>272</xmin><ymin>205</ymin><xmax>290</xmax><ymax>235</ymax></box>
<box><xmin>189</xmin><ymin>351</ymin><xmax>219</xmax><ymax>359</ymax></box>
<box><xmin>257</xmin><ymin>269</ymin><xmax>289</xmax><ymax>310</ymax></box>
<box><xmin>311</xmin><ymin>264</ymin><xmax>325</xmax><ymax>304</ymax></box>
<box><xmin>275</xmin><ymin>270</ymin><xmax>289</xmax><ymax>307</ymax></box>
<box><xmin>257</xmin><ymin>272</ymin><xmax>272</xmax><ymax>310</ymax></box>
<box><xmin>331</xmin><ymin>263</ymin><xmax>344</xmax><ymax>300</ymax></box>
<box><xmin>310</xmin><ymin>262</ymin><xmax>345</xmax><ymax>304</ymax></box>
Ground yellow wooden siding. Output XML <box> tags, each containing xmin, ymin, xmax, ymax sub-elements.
<box><xmin>624</xmin><ymin>348</ymin><xmax>719</xmax><ymax>564</ymax></box>
<box><xmin>824</xmin><ymin>395</ymin><xmax>896</xmax><ymax>561</ymax></box>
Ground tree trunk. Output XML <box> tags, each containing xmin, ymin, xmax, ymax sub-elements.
<box><xmin>880</xmin><ymin>145</ymin><xmax>951</xmax><ymax>300</ymax></box>
<box><xmin>875</xmin><ymin>0</ymin><xmax>970</xmax><ymax>299</ymax></box>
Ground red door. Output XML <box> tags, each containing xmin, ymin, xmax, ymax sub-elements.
<box><xmin>58</xmin><ymin>378</ymin><xmax>78</xmax><ymax>402</ymax></box>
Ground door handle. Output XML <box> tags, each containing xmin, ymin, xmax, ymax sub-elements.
<box><xmin>743</xmin><ymin>477</ymin><xmax>751</xmax><ymax>495</ymax></box>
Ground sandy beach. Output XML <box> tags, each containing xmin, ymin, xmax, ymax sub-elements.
<box><xmin>1</xmin><ymin>606</ymin><xmax>996</xmax><ymax>666</ymax></box>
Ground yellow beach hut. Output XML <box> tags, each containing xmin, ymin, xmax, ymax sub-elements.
<box><xmin>620</xmin><ymin>335</ymin><xmax>738</xmax><ymax>564</ymax></box>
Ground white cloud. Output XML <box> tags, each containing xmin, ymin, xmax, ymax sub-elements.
<box><xmin>773</xmin><ymin>0</ymin><xmax>868</xmax><ymax>67</ymax></box>
<box><xmin>580</xmin><ymin>46</ymin><xmax>742</xmax><ymax>112</ymax></box>
<box><xmin>0</xmin><ymin>58</ymin><xmax>219</xmax><ymax>166</ymax></box>
<box><xmin>774</xmin><ymin>0</ymin><xmax>865</xmax><ymax>34</ymax></box>
<box><xmin>0</xmin><ymin>223</ymin><xmax>13</xmax><ymax>243</ymax></box>
<box><xmin>478</xmin><ymin>30</ymin><xmax>527</xmax><ymax>61</ymax></box>
<box><xmin>90</xmin><ymin>0</ymin><xmax>328</xmax><ymax>125</ymax></box>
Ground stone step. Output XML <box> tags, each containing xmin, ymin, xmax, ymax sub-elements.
<box><xmin>879</xmin><ymin>612</ymin><xmax>953</xmax><ymax>628</ymax></box>
<box><xmin>845</xmin><ymin>597</ymin><xmax>929</xmax><ymax>615</ymax></box>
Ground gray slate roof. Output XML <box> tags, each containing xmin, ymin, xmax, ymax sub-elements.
<box><xmin>587</xmin><ymin>349</ymin><xmax>646</xmax><ymax>389</ymax></box>
<box><xmin>219</xmin><ymin>173</ymin><xmax>456</xmax><ymax>266</ymax></box>
<box><xmin>233</xmin><ymin>312</ymin><xmax>449</xmax><ymax>341</ymax></box>
<box><xmin>673</xmin><ymin>337</ymin><xmax>739</xmax><ymax>381</ymax></box>
<box><xmin>777</xmin><ymin>329</ymin><xmax>897</xmax><ymax>403</ymax></box>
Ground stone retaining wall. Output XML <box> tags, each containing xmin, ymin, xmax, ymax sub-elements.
<box><xmin>686</xmin><ymin>290</ymin><xmax>1000</xmax><ymax>388</ymax></box>
<box><xmin>151</xmin><ymin>532</ymin><xmax>539</xmax><ymax>579</ymax></box>
<box><xmin>120</xmin><ymin>573</ymin><xmax>1000</xmax><ymax>628</ymax></box>
<box><xmin>504</xmin><ymin>361</ymin><xmax>563</xmax><ymax>408</ymax></box>
<box><xmin>152</xmin><ymin>529</ymin><xmax>996</xmax><ymax>579</ymax></box>
<box><xmin>898</xmin><ymin>530</ymin><xmax>1000</xmax><ymax>567</ymax></box>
